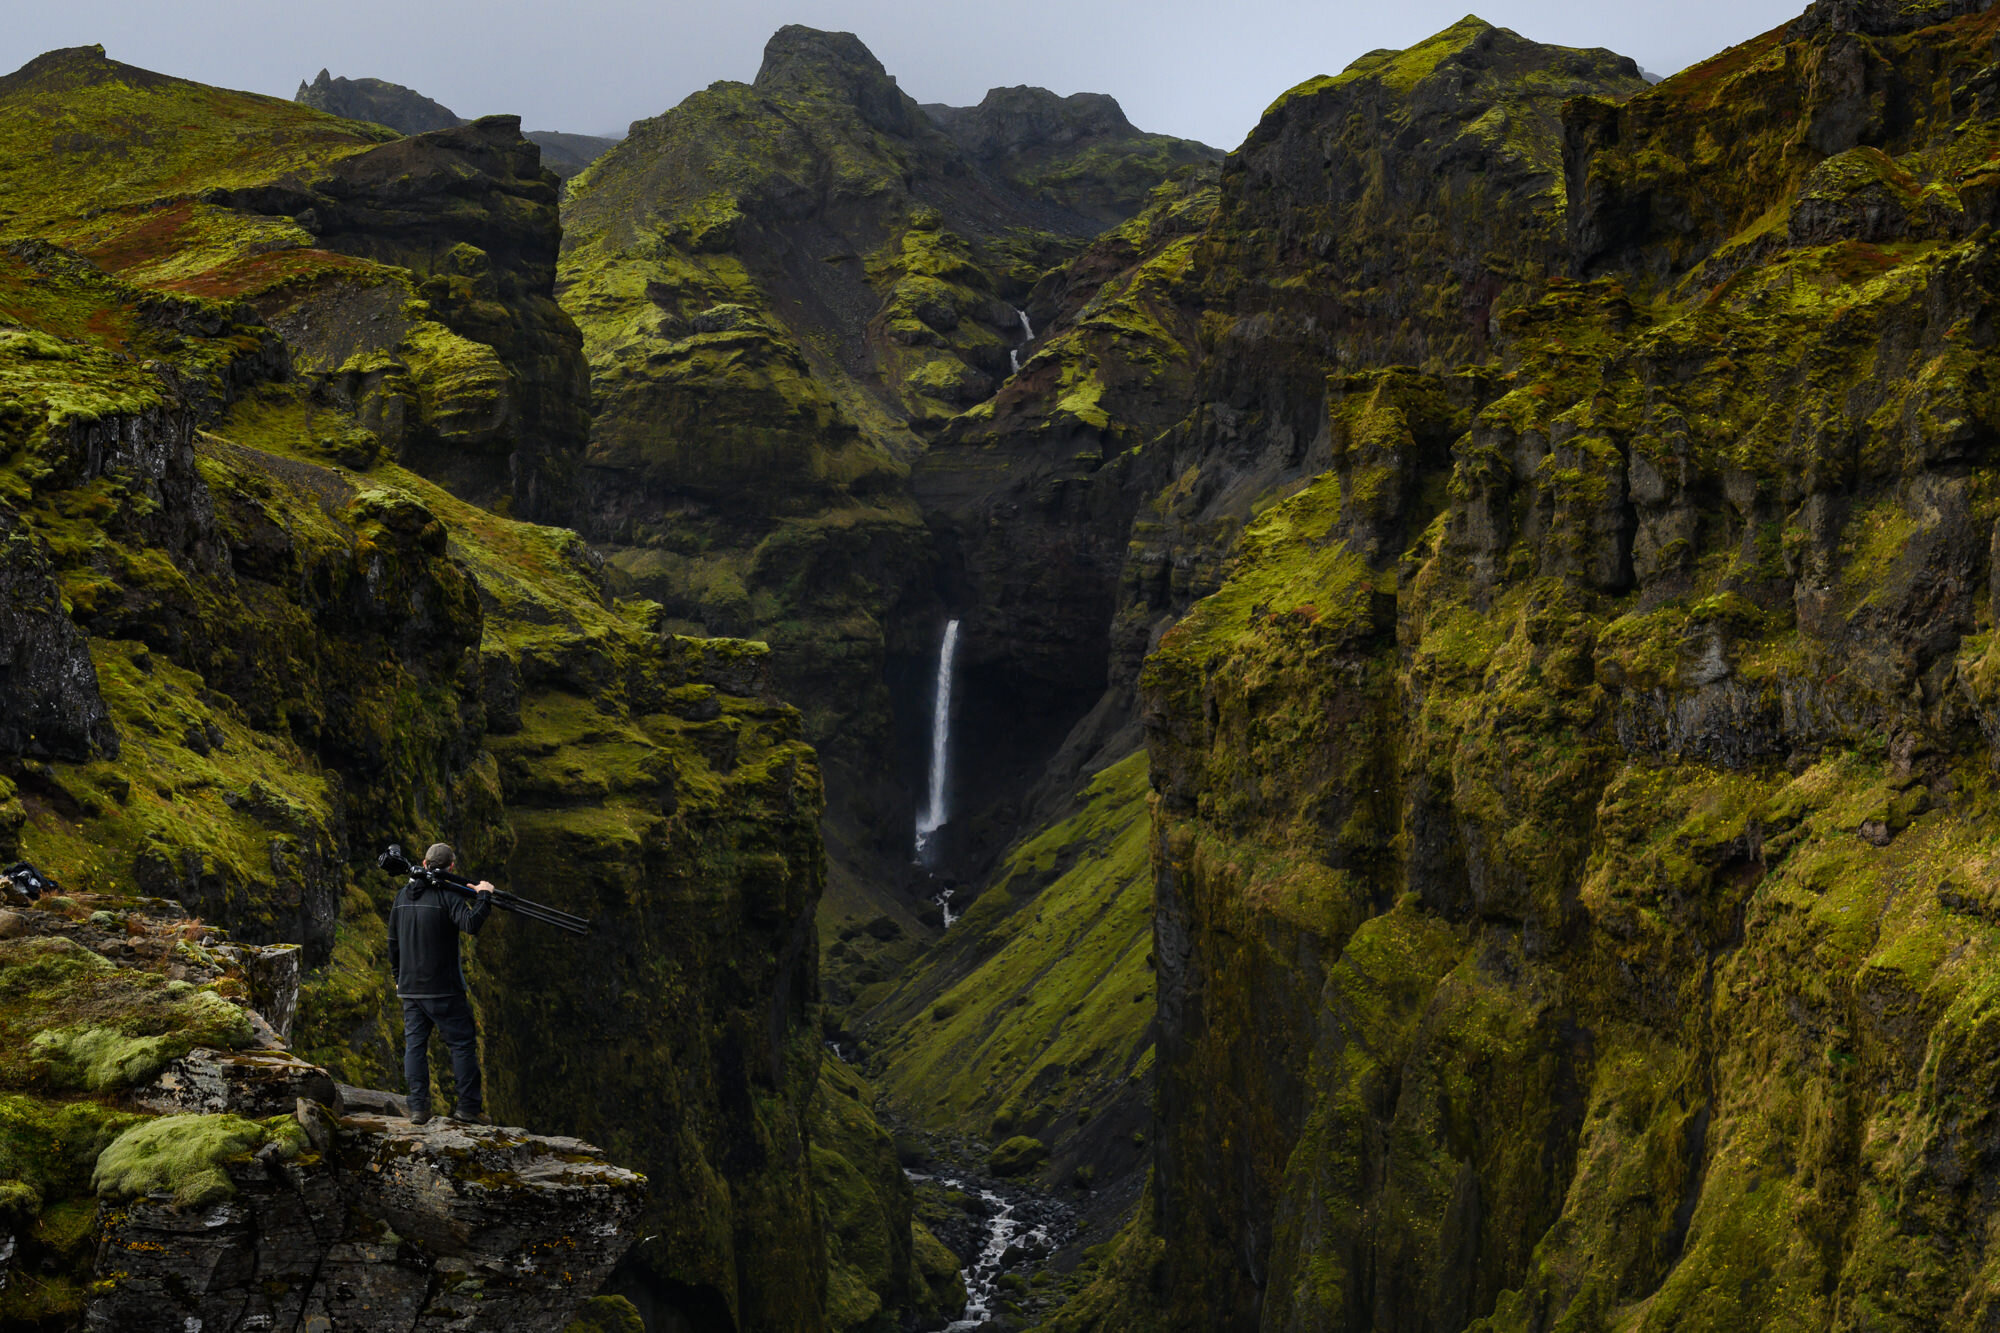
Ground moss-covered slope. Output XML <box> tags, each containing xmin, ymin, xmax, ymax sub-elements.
<box><xmin>0</xmin><ymin>46</ymin><xmax>587</xmax><ymax>520</ymax></box>
<box><xmin>1055</xmin><ymin>3</ymin><xmax>2000</xmax><ymax>1330</ymax></box>
<box><xmin>869</xmin><ymin>753</ymin><xmax>1154</xmax><ymax>1200</ymax></box>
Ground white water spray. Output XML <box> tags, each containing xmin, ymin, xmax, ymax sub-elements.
<box><xmin>1007</xmin><ymin>307</ymin><xmax>1036</xmax><ymax>377</ymax></box>
<box><xmin>915</xmin><ymin>619</ymin><xmax>960</xmax><ymax>862</ymax></box>
<box><xmin>906</xmin><ymin>1171</ymin><xmax>1054</xmax><ymax>1330</ymax></box>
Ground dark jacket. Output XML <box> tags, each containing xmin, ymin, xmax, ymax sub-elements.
<box><xmin>388</xmin><ymin>877</ymin><xmax>491</xmax><ymax>998</ymax></box>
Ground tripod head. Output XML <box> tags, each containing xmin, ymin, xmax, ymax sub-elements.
<box><xmin>377</xmin><ymin>845</ymin><xmax>592</xmax><ymax>935</ymax></box>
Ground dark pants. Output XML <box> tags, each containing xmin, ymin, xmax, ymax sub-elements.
<box><xmin>401</xmin><ymin>993</ymin><xmax>481</xmax><ymax>1114</ymax></box>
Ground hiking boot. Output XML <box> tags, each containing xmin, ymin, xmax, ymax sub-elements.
<box><xmin>452</xmin><ymin>1107</ymin><xmax>491</xmax><ymax>1126</ymax></box>
<box><xmin>408</xmin><ymin>1106</ymin><xmax>433</xmax><ymax>1126</ymax></box>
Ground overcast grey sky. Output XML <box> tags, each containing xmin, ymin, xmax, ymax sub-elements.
<box><xmin>8</xmin><ymin>0</ymin><xmax>1810</xmax><ymax>149</ymax></box>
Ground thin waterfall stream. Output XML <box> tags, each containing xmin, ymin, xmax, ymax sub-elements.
<box><xmin>914</xmin><ymin>619</ymin><xmax>960</xmax><ymax>867</ymax></box>
<box><xmin>1007</xmin><ymin>307</ymin><xmax>1035</xmax><ymax>375</ymax></box>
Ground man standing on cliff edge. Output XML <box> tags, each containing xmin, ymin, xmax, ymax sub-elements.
<box><xmin>388</xmin><ymin>842</ymin><xmax>494</xmax><ymax>1126</ymax></box>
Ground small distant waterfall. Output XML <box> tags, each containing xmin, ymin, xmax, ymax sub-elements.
<box><xmin>1007</xmin><ymin>307</ymin><xmax>1036</xmax><ymax>376</ymax></box>
<box><xmin>914</xmin><ymin>619</ymin><xmax>961</xmax><ymax>863</ymax></box>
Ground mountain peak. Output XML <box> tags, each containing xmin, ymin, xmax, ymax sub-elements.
<box><xmin>294</xmin><ymin>70</ymin><xmax>464</xmax><ymax>134</ymax></box>
<box><xmin>0</xmin><ymin>45</ymin><xmax>172</xmax><ymax>98</ymax></box>
<box><xmin>754</xmin><ymin>25</ymin><xmax>921</xmax><ymax>136</ymax></box>
<box><xmin>924</xmin><ymin>86</ymin><xmax>1140</xmax><ymax>157</ymax></box>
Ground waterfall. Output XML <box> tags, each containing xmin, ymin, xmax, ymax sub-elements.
<box><xmin>914</xmin><ymin>619</ymin><xmax>961</xmax><ymax>862</ymax></box>
<box><xmin>1006</xmin><ymin>307</ymin><xmax>1035</xmax><ymax>377</ymax></box>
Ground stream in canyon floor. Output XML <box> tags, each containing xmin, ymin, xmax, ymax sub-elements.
<box><xmin>908</xmin><ymin>1170</ymin><xmax>1072</xmax><ymax>1329</ymax></box>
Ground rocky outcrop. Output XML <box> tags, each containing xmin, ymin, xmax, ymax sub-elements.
<box><xmin>1</xmin><ymin>46</ymin><xmax>587</xmax><ymax>521</ymax></box>
<box><xmin>92</xmin><ymin>1113</ymin><xmax>644</xmax><ymax>1333</ymax></box>
<box><xmin>291</xmin><ymin>71</ymin><xmax>620</xmax><ymax>180</ymax></box>
<box><xmin>0</xmin><ymin>506</ymin><xmax>117</xmax><ymax>762</ymax></box>
<box><xmin>0</xmin><ymin>886</ymin><xmax>644</xmax><ymax>1333</ymax></box>
<box><xmin>924</xmin><ymin>87</ymin><xmax>1220</xmax><ymax>225</ymax></box>
<box><xmin>295</xmin><ymin>69</ymin><xmax>466</xmax><ymax>133</ymax></box>
<box><xmin>215</xmin><ymin>115</ymin><xmax>591</xmax><ymax>519</ymax></box>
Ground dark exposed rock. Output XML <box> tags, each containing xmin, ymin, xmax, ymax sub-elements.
<box><xmin>88</xmin><ymin>1113</ymin><xmax>645</xmax><ymax>1333</ymax></box>
<box><xmin>219</xmin><ymin>115</ymin><xmax>590</xmax><ymax>520</ymax></box>
<box><xmin>0</xmin><ymin>504</ymin><xmax>117</xmax><ymax>761</ymax></box>
<box><xmin>132</xmin><ymin>1047</ymin><xmax>338</xmax><ymax>1117</ymax></box>
<box><xmin>924</xmin><ymin>87</ymin><xmax>1221</xmax><ymax>225</ymax></box>
<box><xmin>295</xmin><ymin>68</ymin><xmax>466</xmax><ymax>134</ymax></box>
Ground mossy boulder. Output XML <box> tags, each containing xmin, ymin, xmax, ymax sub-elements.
<box><xmin>0</xmin><ymin>936</ymin><xmax>254</xmax><ymax>1091</ymax></box>
<box><xmin>90</xmin><ymin>1111</ymin><xmax>301</xmax><ymax>1206</ymax></box>
<box><xmin>561</xmin><ymin>1294</ymin><xmax>646</xmax><ymax>1333</ymax></box>
<box><xmin>989</xmin><ymin>1134</ymin><xmax>1050</xmax><ymax>1177</ymax></box>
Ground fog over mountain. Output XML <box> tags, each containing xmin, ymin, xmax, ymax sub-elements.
<box><xmin>8</xmin><ymin>0</ymin><xmax>1807</xmax><ymax>148</ymax></box>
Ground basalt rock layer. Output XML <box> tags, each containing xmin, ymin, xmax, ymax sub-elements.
<box><xmin>1050</xmin><ymin>3</ymin><xmax>2000</xmax><ymax>1330</ymax></box>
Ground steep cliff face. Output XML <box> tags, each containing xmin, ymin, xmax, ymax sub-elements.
<box><xmin>0</xmin><ymin>47</ymin><xmax>848</xmax><ymax>1332</ymax></box>
<box><xmin>1115</xmin><ymin>19</ymin><xmax>1648</xmax><ymax>673</ymax></box>
<box><xmin>1057</xmin><ymin>3</ymin><xmax>2000</xmax><ymax>1329</ymax></box>
<box><xmin>913</xmin><ymin>172</ymin><xmax>1217</xmax><ymax>849</ymax></box>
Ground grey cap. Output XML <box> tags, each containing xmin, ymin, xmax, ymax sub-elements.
<box><xmin>423</xmin><ymin>843</ymin><xmax>454</xmax><ymax>869</ymax></box>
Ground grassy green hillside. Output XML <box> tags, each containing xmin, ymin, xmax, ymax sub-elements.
<box><xmin>872</xmin><ymin>753</ymin><xmax>1154</xmax><ymax>1187</ymax></box>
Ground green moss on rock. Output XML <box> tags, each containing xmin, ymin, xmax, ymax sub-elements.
<box><xmin>91</xmin><ymin>1111</ymin><xmax>301</xmax><ymax>1206</ymax></box>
